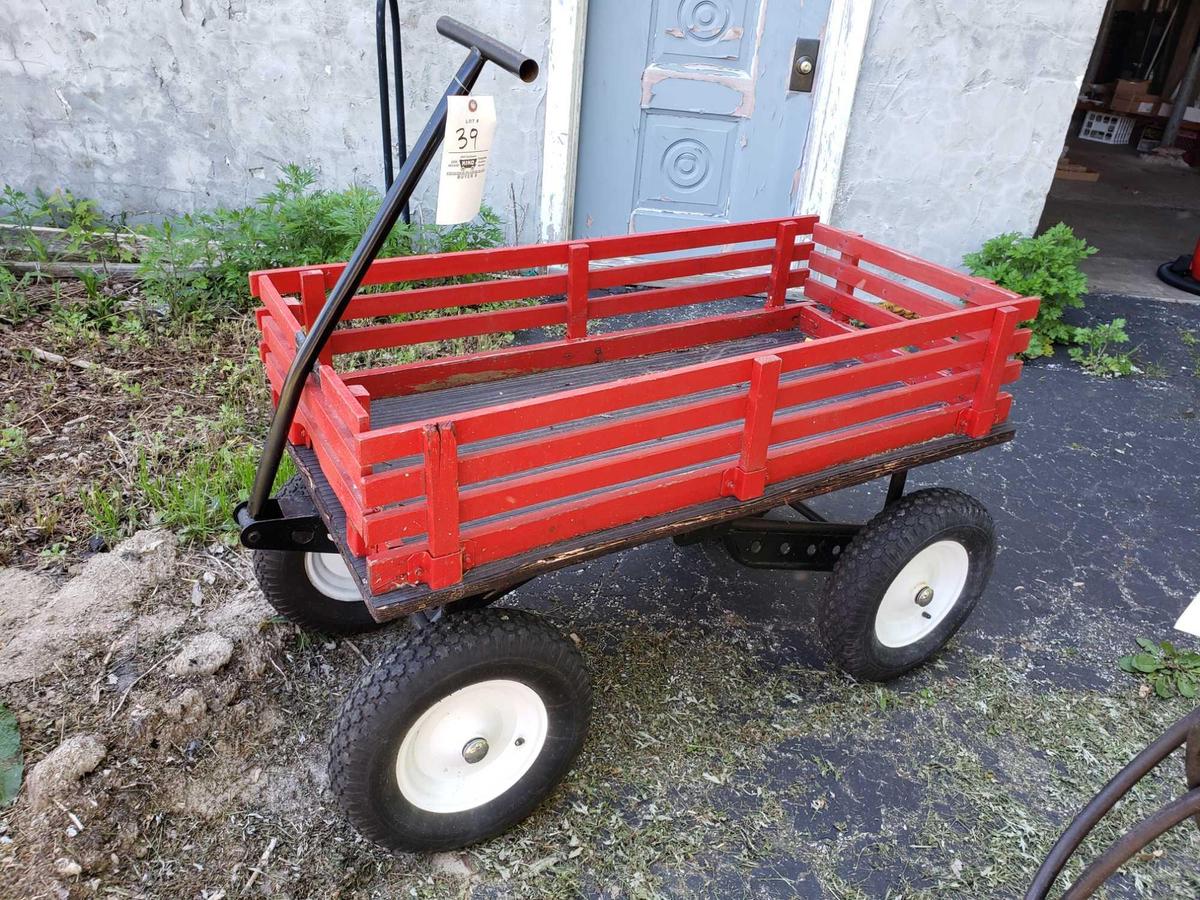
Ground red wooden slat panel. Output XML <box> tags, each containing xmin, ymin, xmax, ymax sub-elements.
<box><xmin>344</xmin><ymin>272</ymin><xmax>567</xmax><ymax>320</ymax></box>
<box><xmin>809</xmin><ymin>251</ymin><xmax>961</xmax><ymax>317</ymax></box>
<box><xmin>814</xmin><ymin>225</ymin><xmax>1018</xmax><ymax>307</ymax></box>
<box><xmin>587</xmin><ymin>273</ymin><xmax>771</xmax><ymax>320</ymax></box>
<box><xmin>358</xmin><ymin>336</ymin><xmax>999</xmax><ymax>508</ymax></box>
<box><xmin>263</xmin><ymin>353</ymin><xmax>367</xmax><ymax>531</ymax></box>
<box><xmin>254</xmin><ymin>216</ymin><xmax>820</xmax><ymax>294</ymax></box>
<box><xmin>328</xmin><ymin>301</ymin><xmax>567</xmax><ymax>355</ymax></box>
<box><xmin>586</xmin><ymin>216</ymin><xmax>817</xmax><ymax>261</ymax></box>
<box><xmin>351</xmin><ymin>306</ymin><xmax>808</xmax><ymax>456</ymax></box>
<box><xmin>257</xmin><ymin>275</ymin><xmax>304</xmax><ymax>335</ymax></box>
<box><xmin>804</xmin><ymin>278</ymin><xmax>908</xmax><ymax>328</ymax></box>
<box><xmin>355</xmin><ymin>298</ymin><xmax>1032</xmax><ymax>466</ymax></box>
<box><xmin>589</xmin><ymin>246</ymin><xmax>782</xmax><ymax>290</ymax></box>
<box><xmin>360</xmin><ymin>361</ymin><xmax>998</xmax><ymax>547</ymax></box>
<box><xmin>318</xmin><ymin>364</ymin><xmax>369</xmax><ymax>434</ymax></box>
<box><xmin>365</xmin><ymin>403</ymin><xmax>966</xmax><ymax>592</ymax></box>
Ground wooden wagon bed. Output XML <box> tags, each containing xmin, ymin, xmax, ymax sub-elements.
<box><xmin>249</xmin><ymin>216</ymin><xmax>1038</xmax><ymax>621</ymax></box>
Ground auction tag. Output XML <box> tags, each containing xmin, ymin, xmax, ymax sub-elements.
<box><xmin>436</xmin><ymin>96</ymin><xmax>497</xmax><ymax>225</ymax></box>
<box><xmin>1175</xmin><ymin>591</ymin><xmax>1200</xmax><ymax>638</ymax></box>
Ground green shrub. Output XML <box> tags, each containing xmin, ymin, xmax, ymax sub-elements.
<box><xmin>138</xmin><ymin>165</ymin><xmax>505</xmax><ymax>320</ymax></box>
<box><xmin>964</xmin><ymin>223</ymin><xmax>1097</xmax><ymax>359</ymax></box>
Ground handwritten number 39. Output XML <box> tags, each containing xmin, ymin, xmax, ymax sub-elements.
<box><xmin>455</xmin><ymin>127</ymin><xmax>479</xmax><ymax>151</ymax></box>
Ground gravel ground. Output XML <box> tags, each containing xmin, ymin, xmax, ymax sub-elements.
<box><xmin>1</xmin><ymin>293</ymin><xmax>1198</xmax><ymax>899</ymax></box>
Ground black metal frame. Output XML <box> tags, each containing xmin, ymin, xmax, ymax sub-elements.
<box><xmin>1027</xmin><ymin>707</ymin><xmax>1200</xmax><ymax>899</ymax></box>
<box><xmin>240</xmin><ymin>17</ymin><xmax>539</xmax><ymax>536</ymax></box>
<box><xmin>678</xmin><ymin>471</ymin><xmax>908</xmax><ymax>573</ymax></box>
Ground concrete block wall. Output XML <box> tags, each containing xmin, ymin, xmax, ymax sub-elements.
<box><xmin>830</xmin><ymin>0</ymin><xmax>1109</xmax><ymax>268</ymax></box>
<box><xmin>0</xmin><ymin>0</ymin><xmax>549</xmax><ymax>239</ymax></box>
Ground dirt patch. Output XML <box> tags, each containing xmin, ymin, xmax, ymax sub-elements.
<box><xmin>0</xmin><ymin>530</ymin><xmax>179</xmax><ymax>685</ymax></box>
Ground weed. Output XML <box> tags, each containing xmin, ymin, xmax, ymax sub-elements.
<box><xmin>0</xmin><ymin>269</ymin><xmax>36</xmax><ymax>325</ymax></box>
<box><xmin>0</xmin><ymin>184</ymin><xmax>133</xmax><ymax>266</ymax></box>
<box><xmin>37</xmin><ymin>542</ymin><xmax>69</xmax><ymax>563</ymax></box>
<box><xmin>964</xmin><ymin>223</ymin><xmax>1097</xmax><ymax>359</ymax></box>
<box><xmin>0</xmin><ymin>425</ymin><xmax>27</xmax><ymax>467</ymax></box>
<box><xmin>82</xmin><ymin>442</ymin><xmax>295</xmax><ymax>546</ymax></box>
<box><xmin>48</xmin><ymin>304</ymin><xmax>93</xmax><ymax>345</ymax></box>
<box><xmin>138</xmin><ymin>165</ymin><xmax>506</xmax><ymax>320</ymax></box>
<box><xmin>1182</xmin><ymin>329</ymin><xmax>1200</xmax><ymax>377</ymax></box>
<box><xmin>1119</xmin><ymin>638</ymin><xmax>1200</xmax><ymax>699</ymax></box>
<box><xmin>81</xmin><ymin>486</ymin><xmax>133</xmax><ymax>543</ymax></box>
<box><xmin>1069</xmin><ymin>318</ymin><xmax>1137</xmax><ymax>377</ymax></box>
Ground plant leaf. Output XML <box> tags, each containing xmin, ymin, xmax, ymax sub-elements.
<box><xmin>1178</xmin><ymin>676</ymin><xmax>1197</xmax><ymax>700</ymax></box>
<box><xmin>1155</xmin><ymin>677</ymin><xmax>1173</xmax><ymax>700</ymax></box>
<box><xmin>1136</xmin><ymin>637</ymin><xmax>1159</xmax><ymax>653</ymax></box>
<box><xmin>1131</xmin><ymin>653</ymin><xmax>1163</xmax><ymax>674</ymax></box>
<box><xmin>1118</xmin><ymin>656</ymin><xmax>1136</xmax><ymax>673</ymax></box>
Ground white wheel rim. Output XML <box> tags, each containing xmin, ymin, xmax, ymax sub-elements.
<box><xmin>395</xmin><ymin>679</ymin><xmax>549</xmax><ymax>814</ymax></box>
<box><xmin>873</xmin><ymin>540</ymin><xmax>970</xmax><ymax>649</ymax></box>
<box><xmin>303</xmin><ymin>552</ymin><xmax>361</xmax><ymax>603</ymax></box>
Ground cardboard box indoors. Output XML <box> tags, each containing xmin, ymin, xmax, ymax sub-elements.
<box><xmin>1113</xmin><ymin>79</ymin><xmax>1152</xmax><ymax>100</ymax></box>
<box><xmin>1111</xmin><ymin>95</ymin><xmax>1160</xmax><ymax>115</ymax></box>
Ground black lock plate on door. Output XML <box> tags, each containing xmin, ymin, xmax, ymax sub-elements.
<box><xmin>789</xmin><ymin>38</ymin><xmax>820</xmax><ymax>93</ymax></box>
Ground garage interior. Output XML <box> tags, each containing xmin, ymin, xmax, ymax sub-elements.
<box><xmin>1038</xmin><ymin>0</ymin><xmax>1200</xmax><ymax>301</ymax></box>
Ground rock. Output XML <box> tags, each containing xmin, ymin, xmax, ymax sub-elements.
<box><xmin>161</xmin><ymin>688</ymin><xmax>206</xmax><ymax>723</ymax></box>
<box><xmin>0</xmin><ymin>530</ymin><xmax>179</xmax><ymax>685</ymax></box>
<box><xmin>27</xmin><ymin>735</ymin><xmax>106</xmax><ymax>811</ymax></box>
<box><xmin>53</xmin><ymin>858</ymin><xmax>82</xmax><ymax>878</ymax></box>
<box><xmin>429</xmin><ymin>852</ymin><xmax>478</xmax><ymax>879</ymax></box>
<box><xmin>168</xmin><ymin>632</ymin><xmax>234</xmax><ymax>677</ymax></box>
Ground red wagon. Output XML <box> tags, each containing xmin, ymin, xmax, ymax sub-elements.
<box><xmin>236</xmin><ymin>18</ymin><xmax>1038</xmax><ymax>852</ymax></box>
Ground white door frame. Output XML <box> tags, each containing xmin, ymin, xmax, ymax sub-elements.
<box><xmin>537</xmin><ymin>0</ymin><xmax>876</xmax><ymax>243</ymax></box>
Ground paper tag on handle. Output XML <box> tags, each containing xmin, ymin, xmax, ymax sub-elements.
<box><xmin>1175</xmin><ymin>591</ymin><xmax>1200</xmax><ymax>638</ymax></box>
<box><xmin>436</xmin><ymin>96</ymin><xmax>497</xmax><ymax>225</ymax></box>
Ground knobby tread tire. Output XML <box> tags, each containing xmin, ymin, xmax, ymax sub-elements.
<box><xmin>329</xmin><ymin>608</ymin><xmax>591</xmax><ymax>852</ymax></box>
<box><xmin>250</xmin><ymin>476</ymin><xmax>382</xmax><ymax>635</ymax></box>
<box><xmin>818</xmin><ymin>488</ymin><xmax>995</xmax><ymax>683</ymax></box>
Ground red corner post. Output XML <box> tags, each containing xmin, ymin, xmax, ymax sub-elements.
<box><xmin>766</xmin><ymin>221</ymin><xmax>800</xmax><ymax>308</ymax></box>
<box><xmin>727</xmin><ymin>355</ymin><xmax>782</xmax><ymax>500</ymax></box>
<box><xmin>566</xmin><ymin>243</ymin><xmax>590</xmax><ymax>339</ymax></box>
<box><xmin>964</xmin><ymin>305</ymin><xmax>1021</xmax><ymax>438</ymax></box>
<box><xmin>418</xmin><ymin>422</ymin><xmax>464</xmax><ymax>588</ymax></box>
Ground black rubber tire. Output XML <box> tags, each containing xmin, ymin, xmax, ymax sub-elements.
<box><xmin>250</xmin><ymin>476</ymin><xmax>383</xmax><ymax>635</ymax></box>
<box><xmin>818</xmin><ymin>488</ymin><xmax>995</xmax><ymax>682</ymax></box>
<box><xmin>329</xmin><ymin>608</ymin><xmax>591</xmax><ymax>852</ymax></box>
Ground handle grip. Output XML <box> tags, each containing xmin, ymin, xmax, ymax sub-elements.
<box><xmin>436</xmin><ymin>16</ymin><xmax>539</xmax><ymax>83</ymax></box>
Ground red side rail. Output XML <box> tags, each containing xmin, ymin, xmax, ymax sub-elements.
<box><xmin>250</xmin><ymin>217</ymin><xmax>1037</xmax><ymax>597</ymax></box>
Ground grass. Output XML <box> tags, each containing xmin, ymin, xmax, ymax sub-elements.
<box><xmin>0</xmin><ymin>168</ymin><xmax>513</xmax><ymax>561</ymax></box>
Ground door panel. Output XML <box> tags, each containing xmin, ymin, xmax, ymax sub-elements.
<box><xmin>573</xmin><ymin>0</ymin><xmax>831</xmax><ymax>240</ymax></box>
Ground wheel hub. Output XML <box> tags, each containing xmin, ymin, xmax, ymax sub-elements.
<box><xmin>873</xmin><ymin>541</ymin><xmax>970</xmax><ymax>649</ymax></box>
<box><xmin>395</xmin><ymin>679</ymin><xmax>549</xmax><ymax>813</ymax></box>
<box><xmin>461</xmin><ymin>737</ymin><xmax>489</xmax><ymax>764</ymax></box>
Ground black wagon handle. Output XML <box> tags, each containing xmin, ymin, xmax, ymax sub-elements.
<box><xmin>436</xmin><ymin>16</ymin><xmax>539</xmax><ymax>83</ymax></box>
<box><xmin>242</xmin><ymin>19</ymin><xmax>539</xmax><ymax>523</ymax></box>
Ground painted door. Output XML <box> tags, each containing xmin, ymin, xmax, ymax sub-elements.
<box><xmin>572</xmin><ymin>0</ymin><xmax>831</xmax><ymax>239</ymax></box>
